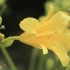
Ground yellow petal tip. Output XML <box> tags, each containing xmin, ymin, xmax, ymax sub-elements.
<box><xmin>40</xmin><ymin>44</ymin><xmax>48</xmax><ymax>54</ymax></box>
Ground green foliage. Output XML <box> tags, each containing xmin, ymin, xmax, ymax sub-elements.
<box><xmin>61</xmin><ymin>0</ymin><xmax>70</xmax><ymax>10</ymax></box>
<box><xmin>44</xmin><ymin>0</ymin><xmax>70</xmax><ymax>15</ymax></box>
<box><xmin>2</xmin><ymin>37</ymin><xmax>14</xmax><ymax>47</ymax></box>
<box><xmin>0</xmin><ymin>0</ymin><xmax>70</xmax><ymax>70</ymax></box>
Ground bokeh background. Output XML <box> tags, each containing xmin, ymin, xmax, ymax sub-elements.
<box><xmin>0</xmin><ymin>0</ymin><xmax>46</xmax><ymax>70</ymax></box>
<box><xmin>0</xmin><ymin>0</ymin><xmax>70</xmax><ymax>70</ymax></box>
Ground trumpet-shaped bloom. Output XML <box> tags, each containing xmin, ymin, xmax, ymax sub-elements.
<box><xmin>19</xmin><ymin>5</ymin><xmax>70</xmax><ymax>66</ymax></box>
<box><xmin>62</xmin><ymin>23</ymin><xmax>70</xmax><ymax>52</ymax></box>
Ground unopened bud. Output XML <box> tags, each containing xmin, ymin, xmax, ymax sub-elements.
<box><xmin>0</xmin><ymin>25</ymin><xmax>5</xmax><ymax>30</ymax></box>
<box><xmin>0</xmin><ymin>17</ymin><xmax>2</xmax><ymax>25</ymax></box>
<box><xmin>0</xmin><ymin>33</ymin><xmax>5</xmax><ymax>42</ymax></box>
<box><xmin>1</xmin><ymin>25</ymin><xmax>5</xmax><ymax>29</ymax></box>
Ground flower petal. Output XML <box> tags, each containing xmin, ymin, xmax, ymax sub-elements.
<box><xmin>30</xmin><ymin>34</ymin><xmax>54</xmax><ymax>45</ymax></box>
<box><xmin>40</xmin><ymin>44</ymin><xmax>48</xmax><ymax>54</ymax></box>
<box><xmin>37</xmin><ymin>11</ymin><xmax>70</xmax><ymax>34</ymax></box>
<box><xmin>48</xmin><ymin>42</ymin><xmax>69</xmax><ymax>66</ymax></box>
<box><xmin>19</xmin><ymin>32</ymin><xmax>38</xmax><ymax>41</ymax></box>
<box><xmin>64</xmin><ymin>43</ymin><xmax>70</xmax><ymax>52</ymax></box>
<box><xmin>40</xmin><ymin>5</ymin><xmax>54</xmax><ymax>24</ymax></box>
<box><xmin>19</xmin><ymin>17</ymin><xmax>39</xmax><ymax>34</ymax></box>
<box><xmin>19</xmin><ymin>32</ymin><xmax>48</xmax><ymax>53</ymax></box>
<box><xmin>19</xmin><ymin>32</ymin><xmax>42</xmax><ymax>49</ymax></box>
<box><xmin>55</xmin><ymin>33</ymin><xmax>70</xmax><ymax>43</ymax></box>
<box><xmin>20</xmin><ymin>40</ymin><xmax>42</xmax><ymax>49</ymax></box>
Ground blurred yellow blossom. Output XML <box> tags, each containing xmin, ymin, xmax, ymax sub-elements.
<box><xmin>0</xmin><ymin>0</ymin><xmax>6</xmax><ymax>6</ymax></box>
<box><xmin>19</xmin><ymin>5</ymin><xmax>70</xmax><ymax>66</ymax></box>
<box><xmin>0</xmin><ymin>33</ymin><xmax>5</xmax><ymax>42</ymax></box>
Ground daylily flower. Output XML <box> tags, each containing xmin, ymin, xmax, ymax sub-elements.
<box><xmin>62</xmin><ymin>23</ymin><xmax>70</xmax><ymax>52</ymax></box>
<box><xmin>19</xmin><ymin>5</ymin><xmax>70</xmax><ymax>66</ymax></box>
<box><xmin>38</xmin><ymin>16</ymin><xmax>45</xmax><ymax>21</ymax></box>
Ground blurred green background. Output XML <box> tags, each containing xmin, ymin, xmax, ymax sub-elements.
<box><xmin>0</xmin><ymin>0</ymin><xmax>46</xmax><ymax>70</ymax></box>
<box><xmin>0</xmin><ymin>0</ymin><xmax>70</xmax><ymax>70</ymax></box>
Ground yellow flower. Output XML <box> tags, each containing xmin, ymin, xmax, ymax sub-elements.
<box><xmin>62</xmin><ymin>23</ymin><xmax>70</xmax><ymax>52</ymax></box>
<box><xmin>19</xmin><ymin>5</ymin><xmax>70</xmax><ymax>66</ymax></box>
<box><xmin>38</xmin><ymin>16</ymin><xmax>45</xmax><ymax>21</ymax></box>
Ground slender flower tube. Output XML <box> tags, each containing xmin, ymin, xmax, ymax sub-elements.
<box><xmin>19</xmin><ymin>5</ymin><xmax>70</xmax><ymax>66</ymax></box>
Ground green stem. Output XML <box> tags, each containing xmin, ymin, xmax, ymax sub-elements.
<box><xmin>0</xmin><ymin>4</ymin><xmax>7</xmax><ymax>16</ymax></box>
<box><xmin>28</xmin><ymin>48</ymin><xmax>39</xmax><ymax>70</ymax></box>
<box><xmin>1</xmin><ymin>46</ymin><xmax>17</xmax><ymax>70</ymax></box>
<box><xmin>3</xmin><ymin>36</ymin><xmax>19</xmax><ymax>43</ymax></box>
<box><xmin>0</xmin><ymin>36</ymin><xmax>19</xmax><ymax>70</ymax></box>
<box><xmin>37</xmin><ymin>52</ymin><xmax>46</xmax><ymax>70</ymax></box>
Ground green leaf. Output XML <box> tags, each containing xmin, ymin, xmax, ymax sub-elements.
<box><xmin>2</xmin><ymin>36</ymin><xmax>19</xmax><ymax>47</ymax></box>
<box><xmin>3</xmin><ymin>39</ymin><xmax>14</xmax><ymax>47</ymax></box>
<box><xmin>5</xmin><ymin>40</ymin><xmax>14</xmax><ymax>47</ymax></box>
